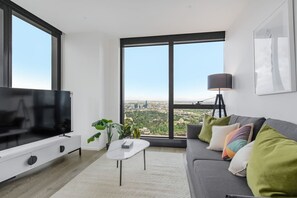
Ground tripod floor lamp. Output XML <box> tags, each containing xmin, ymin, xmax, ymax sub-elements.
<box><xmin>208</xmin><ymin>73</ymin><xmax>232</xmax><ymax>118</ymax></box>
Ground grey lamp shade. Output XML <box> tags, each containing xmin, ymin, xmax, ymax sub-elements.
<box><xmin>208</xmin><ymin>73</ymin><xmax>232</xmax><ymax>91</ymax></box>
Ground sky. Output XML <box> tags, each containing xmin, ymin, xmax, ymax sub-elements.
<box><xmin>12</xmin><ymin>15</ymin><xmax>52</xmax><ymax>90</ymax></box>
<box><xmin>124</xmin><ymin>41</ymin><xmax>224</xmax><ymax>102</ymax></box>
<box><xmin>10</xmin><ymin>15</ymin><xmax>224</xmax><ymax>98</ymax></box>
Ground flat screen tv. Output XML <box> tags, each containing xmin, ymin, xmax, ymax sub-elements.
<box><xmin>0</xmin><ymin>87</ymin><xmax>71</xmax><ymax>151</ymax></box>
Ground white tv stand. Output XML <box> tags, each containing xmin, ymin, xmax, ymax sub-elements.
<box><xmin>0</xmin><ymin>135</ymin><xmax>81</xmax><ymax>183</ymax></box>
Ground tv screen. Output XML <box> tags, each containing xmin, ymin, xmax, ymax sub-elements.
<box><xmin>0</xmin><ymin>87</ymin><xmax>71</xmax><ymax>151</ymax></box>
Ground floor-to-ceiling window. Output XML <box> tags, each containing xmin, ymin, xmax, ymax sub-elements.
<box><xmin>121</xmin><ymin>32</ymin><xmax>225</xmax><ymax>146</ymax></box>
<box><xmin>173</xmin><ymin>42</ymin><xmax>224</xmax><ymax>137</ymax></box>
<box><xmin>124</xmin><ymin>45</ymin><xmax>169</xmax><ymax>137</ymax></box>
<box><xmin>0</xmin><ymin>0</ymin><xmax>62</xmax><ymax>90</ymax></box>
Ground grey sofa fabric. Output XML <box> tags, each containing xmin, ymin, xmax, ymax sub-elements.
<box><xmin>187</xmin><ymin>124</ymin><xmax>202</xmax><ymax>139</ymax></box>
<box><xmin>186</xmin><ymin>114</ymin><xmax>268</xmax><ymax>198</ymax></box>
<box><xmin>264</xmin><ymin>118</ymin><xmax>297</xmax><ymax>142</ymax></box>
<box><xmin>186</xmin><ymin>115</ymin><xmax>297</xmax><ymax>198</ymax></box>
<box><xmin>193</xmin><ymin>160</ymin><xmax>253</xmax><ymax>198</ymax></box>
<box><xmin>186</xmin><ymin>139</ymin><xmax>222</xmax><ymax>166</ymax></box>
<box><xmin>186</xmin><ymin>139</ymin><xmax>224</xmax><ymax>198</ymax></box>
<box><xmin>229</xmin><ymin>115</ymin><xmax>266</xmax><ymax>140</ymax></box>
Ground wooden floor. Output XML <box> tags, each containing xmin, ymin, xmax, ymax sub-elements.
<box><xmin>0</xmin><ymin>147</ymin><xmax>185</xmax><ymax>198</ymax></box>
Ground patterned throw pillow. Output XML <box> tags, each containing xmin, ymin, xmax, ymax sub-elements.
<box><xmin>222</xmin><ymin>123</ymin><xmax>253</xmax><ymax>160</ymax></box>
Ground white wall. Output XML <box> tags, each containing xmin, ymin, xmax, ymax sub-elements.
<box><xmin>224</xmin><ymin>0</ymin><xmax>297</xmax><ymax>124</ymax></box>
<box><xmin>62</xmin><ymin>32</ymin><xmax>120</xmax><ymax>150</ymax></box>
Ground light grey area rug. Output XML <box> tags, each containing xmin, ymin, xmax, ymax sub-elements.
<box><xmin>51</xmin><ymin>151</ymin><xmax>190</xmax><ymax>198</ymax></box>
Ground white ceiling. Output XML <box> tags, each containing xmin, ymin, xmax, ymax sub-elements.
<box><xmin>12</xmin><ymin>0</ymin><xmax>249</xmax><ymax>38</ymax></box>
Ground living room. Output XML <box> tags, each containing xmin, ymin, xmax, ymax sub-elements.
<box><xmin>0</xmin><ymin>0</ymin><xmax>297</xmax><ymax>197</ymax></box>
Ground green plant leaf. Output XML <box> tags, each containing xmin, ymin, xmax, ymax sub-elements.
<box><xmin>87</xmin><ymin>132</ymin><xmax>101</xmax><ymax>143</ymax></box>
<box><xmin>95</xmin><ymin>124</ymin><xmax>106</xmax><ymax>130</ymax></box>
<box><xmin>94</xmin><ymin>132</ymin><xmax>101</xmax><ymax>138</ymax></box>
<box><xmin>87</xmin><ymin>136</ymin><xmax>95</xmax><ymax>143</ymax></box>
<box><xmin>102</xmin><ymin>119</ymin><xmax>113</xmax><ymax>123</ymax></box>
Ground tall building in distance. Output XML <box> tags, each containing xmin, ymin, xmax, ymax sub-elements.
<box><xmin>134</xmin><ymin>103</ymin><xmax>139</xmax><ymax>109</ymax></box>
<box><xmin>143</xmin><ymin>100</ymin><xmax>148</xmax><ymax>108</ymax></box>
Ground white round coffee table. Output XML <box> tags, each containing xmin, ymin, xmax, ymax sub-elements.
<box><xmin>106</xmin><ymin>139</ymin><xmax>150</xmax><ymax>186</ymax></box>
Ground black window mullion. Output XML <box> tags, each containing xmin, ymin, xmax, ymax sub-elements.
<box><xmin>120</xmin><ymin>42</ymin><xmax>125</xmax><ymax>124</ymax></box>
<box><xmin>169</xmin><ymin>41</ymin><xmax>174</xmax><ymax>139</ymax></box>
<box><xmin>51</xmin><ymin>35</ymin><xmax>62</xmax><ymax>90</ymax></box>
<box><xmin>2</xmin><ymin>3</ymin><xmax>11</xmax><ymax>87</ymax></box>
<box><xmin>0</xmin><ymin>2</ymin><xmax>4</xmax><ymax>87</ymax></box>
<box><xmin>57</xmin><ymin>35</ymin><xmax>61</xmax><ymax>90</ymax></box>
<box><xmin>173</xmin><ymin>104</ymin><xmax>215</xmax><ymax>109</ymax></box>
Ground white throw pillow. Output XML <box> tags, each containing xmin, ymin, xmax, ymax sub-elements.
<box><xmin>228</xmin><ymin>141</ymin><xmax>255</xmax><ymax>177</ymax></box>
<box><xmin>207</xmin><ymin>123</ymin><xmax>240</xmax><ymax>151</ymax></box>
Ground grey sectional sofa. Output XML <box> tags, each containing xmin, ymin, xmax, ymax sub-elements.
<box><xmin>186</xmin><ymin>114</ymin><xmax>297</xmax><ymax>198</ymax></box>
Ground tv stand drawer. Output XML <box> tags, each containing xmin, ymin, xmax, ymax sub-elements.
<box><xmin>0</xmin><ymin>153</ymin><xmax>31</xmax><ymax>182</ymax></box>
<box><xmin>0</xmin><ymin>135</ymin><xmax>81</xmax><ymax>183</ymax></box>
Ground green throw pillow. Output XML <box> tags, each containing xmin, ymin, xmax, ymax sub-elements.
<box><xmin>247</xmin><ymin>124</ymin><xmax>297</xmax><ymax>197</ymax></box>
<box><xmin>198</xmin><ymin>114</ymin><xmax>230</xmax><ymax>143</ymax></box>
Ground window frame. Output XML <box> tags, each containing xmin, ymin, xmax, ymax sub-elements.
<box><xmin>0</xmin><ymin>0</ymin><xmax>62</xmax><ymax>90</ymax></box>
<box><xmin>120</xmin><ymin>32</ymin><xmax>225</xmax><ymax>147</ymax></box>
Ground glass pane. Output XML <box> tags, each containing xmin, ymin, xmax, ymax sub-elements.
<box><xmin>174</xmin><ymin>109</ymin><xmax>212</xmax><ymax>138</ymax></box>
<box><xmin>12</xmin><ymin>15</ymin><xmax>52</xmax><ymax>90</ymax></box>
<box><xmin>0</xmin><ymin>8</ymin><xmax>3</xmax><ymax>86</ymax></box>
<box><xmin>124</xmin><ymin>45</ymin><xmax>169</xmax><ymax>137</ymax></box>
<box><xmin>174</xmin><ymin>42</ymin><xmax>224</xmax><ymax>104</ymax></box>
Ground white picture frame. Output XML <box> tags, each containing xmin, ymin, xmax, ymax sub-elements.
<box><xmin>254</xmin><ymin>0</ymin><xmax>296</xmax><ymax>95</ymax></box>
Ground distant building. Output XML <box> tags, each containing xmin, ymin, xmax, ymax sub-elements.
<box><xmin>143</xmin><ymin>100</ymin><xmax>148</xmax><ymax>108</ymax></box>
<box><xmin>134</xmin><ymin>103</ymin><xmax>139</xmax><ymax>109</ymax></box>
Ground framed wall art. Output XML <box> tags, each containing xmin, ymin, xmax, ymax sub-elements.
<box><xmin>254</xmin><ymin>0</ymin><xmax>296</xmax><ymax>95</ymax></box>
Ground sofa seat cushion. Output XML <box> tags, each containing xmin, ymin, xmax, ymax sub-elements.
<box><xmin>193</xmin><ymin>160</ymin><xmax>253</xmax><ymax>198</ymax></box>
<box><xmin>186</xmin><ymin>139</ymin><xmax>222</xmax><ymax>167</ymax></box>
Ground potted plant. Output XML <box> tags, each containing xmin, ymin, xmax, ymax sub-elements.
<box><xmin>118</xmin><ymin>118</ymin><xmax>141</xmax><ymax>139</ymax></box>
<box><xmin>87</xmin><ymin>118</ymin><xmax>122</xmax><ymax>149</ymax></box>
<box><xmin>132</xmin><ymin>127</ymin><xmax>141</xmax><ymax>139</ymax></box>
<box><xmin>118</xmin><ymin>118</ymin><xmax>134</xmax><ymax>139</ymax></box>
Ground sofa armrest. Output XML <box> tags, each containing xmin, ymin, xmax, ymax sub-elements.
<box><xmin>187</xmin><ymin>124</ymin><xmax>202</xmax><ymax>139</ymax></box>
<box><xmin>226</xmin><ymin>195</ymin><xmax>256</xmax><ymax>198</ymax></box>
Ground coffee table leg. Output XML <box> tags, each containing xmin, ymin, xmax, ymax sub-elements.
<box><xmin>120</xmin><ymin>160</ymin><xmax>122</xmax><ymax>186</ymax></box>
<box><xmin>144</xmin><ymin>149</ymin><xmax>146</xmax><ymax>170</ymax></box>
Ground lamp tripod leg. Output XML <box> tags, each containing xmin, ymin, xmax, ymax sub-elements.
<box><xmin>218</xmin><ymin>89</ymin><xmax>222</xmax><ymax>118</ymax></box>
<box><xmin>220</xmin><ymin>95</ymin><xmax>227</xmax><ymax>117</ymax></box>
<box><xmin>212</xmin><ymin>94</ymin><xmax>219</xmax><ymax>117</ymax></box>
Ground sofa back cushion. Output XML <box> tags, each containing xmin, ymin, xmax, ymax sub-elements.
<box><xmin>229</xmin><ymin>115</ymin><xmax>265</xmax><ymax>141</ymax></box>
<box><xmin>264</xmin><ymin>118</ymin><xmax>297</xmax><ymax>141</ymax></box>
